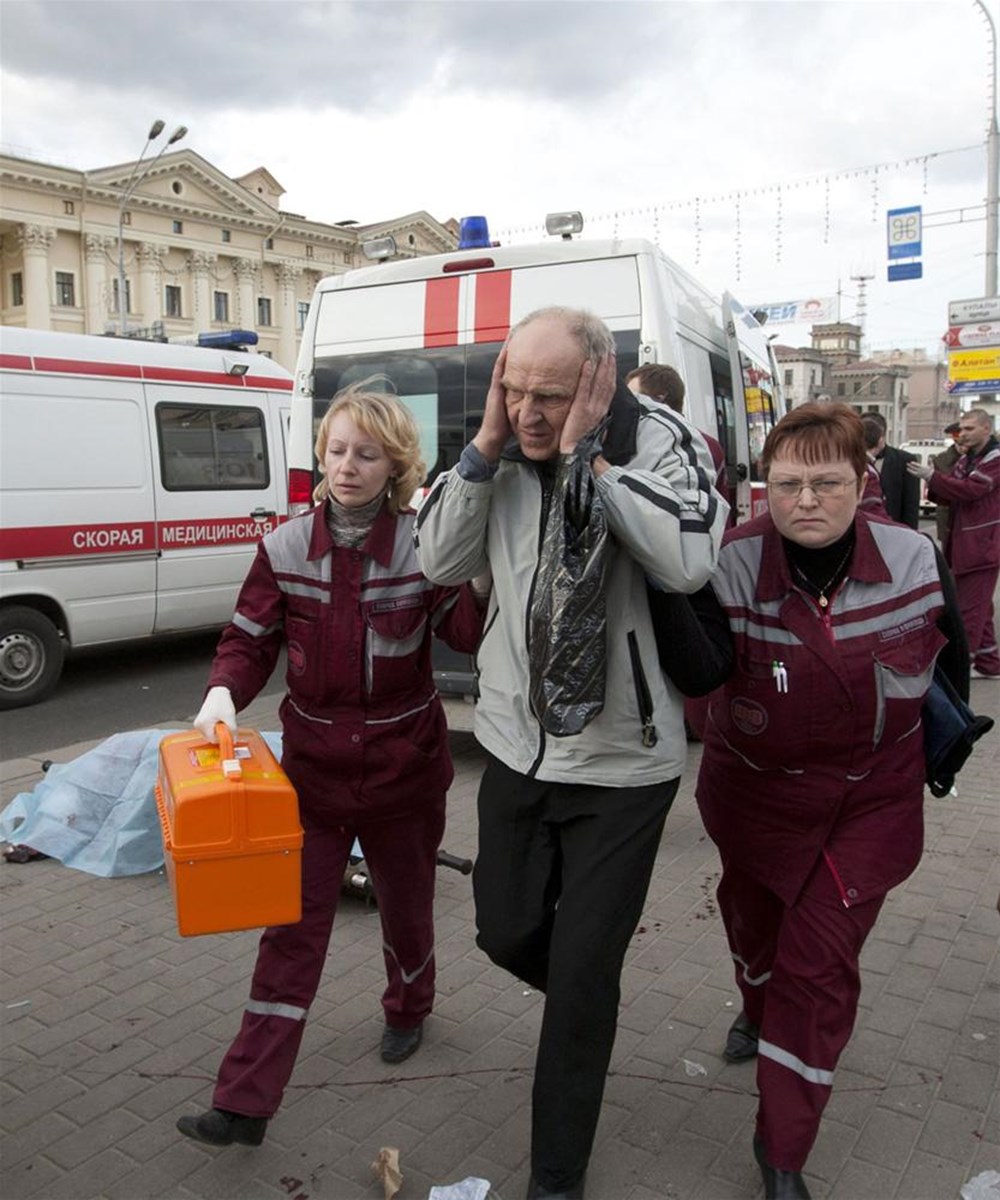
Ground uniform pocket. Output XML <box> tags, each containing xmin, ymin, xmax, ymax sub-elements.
<box><xmin>365</xmin><ymin>598</ymin><xmax>429</xmax><ymax>696</ymax></box>
<box><xmin>873</xmin><ymin>627</ymin><xmax>947</xmax><ymax>747</ymax></box>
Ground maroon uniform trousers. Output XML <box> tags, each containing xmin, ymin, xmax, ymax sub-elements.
<box><xmin>717</xmin><ymin>857</ymin><xmax>884</xmax><ymax>1171</ymax></box>
<box><xmin>214</xmin><ymin>799</ymin><xmax>445</xmax><ymax>1118</ymax></box>
<box><xmin>954</xmin><ymin>567</ymin><xmax>1000</xmax><ymax>676</ymax></box>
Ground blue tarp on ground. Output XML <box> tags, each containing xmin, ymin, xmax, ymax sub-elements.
<box><xmin>0</xmin><ymin>729</ymin><xmax>285</xmax><ymax>878</ymax></box>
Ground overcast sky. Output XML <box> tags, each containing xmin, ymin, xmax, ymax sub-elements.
<box><xmin>2</xmin><ymin>0</ymin><xmax>996</xmax><ymax>356</ymax></box>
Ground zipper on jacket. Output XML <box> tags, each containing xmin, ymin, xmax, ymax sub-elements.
<box><xmin>822</xmin><ymin>847</ymin><xmax>852</xmax><ymax>908</ymax></box>
<box><xmin>525</xmin><ymin>467</ymin><xmax>555</xmax><ymax>778</ymax></box>
<box><xmin>626</xmin><ymin>630</ymin><xmax>658</xmax><ymax>747</ymax></box>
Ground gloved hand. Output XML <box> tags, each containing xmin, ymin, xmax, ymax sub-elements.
<box><xmin>470</xmin><ymin>566</ymin><xmax>493</xmax><ymax>602</ymax></box>
<box><xmin>194</xmin><ymin>686</ymin><xmax>237</xmax><ymax>743</ymax></box>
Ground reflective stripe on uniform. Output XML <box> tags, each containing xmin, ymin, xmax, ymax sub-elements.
<box><xmin>759</xmin><ymin>1037</ymin><xmax>834</xmax><ymax>1085</ymax></box>
<box><xmin>732</xmin><ymin>953</ymin><xmax>771</xmax><ymax>987</ymax></box>
<box><xmin>245</xmin><ymin>999</ymin><xmax>307</xmax><ymax>1021</ymax></box>
<box><xmin>383</xmin><ymin>942</ymin><xmax>434</xmax><ymax>986</ymax></box>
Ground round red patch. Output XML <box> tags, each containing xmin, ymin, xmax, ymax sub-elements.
<box><xmin>730</xmin><ymin>696</ymin><xmax>768</xmax><ymax>736</ymax></box>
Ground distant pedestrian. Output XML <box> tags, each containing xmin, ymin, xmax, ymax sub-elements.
<box><xmin>863</xmin><ymin>412</ymin><xmax>920</xmax><ymax>528</ymax></box>
<box><xmin>931</xmin><ymin>422</ymin><xmax>962</xmax><ymax>544</ymax></box>
<box><xmin>910</xmin><ymin>408</ymin><xmax>1000</xmax><ymax>679</ymax></box>
<box><xmin>626</xmin><ymin>362</ymin><xmax>729</xmax><ymax>505</ymax></box>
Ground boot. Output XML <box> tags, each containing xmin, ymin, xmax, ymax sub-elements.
<box><xmin>753</xmin><ymin>1135</ymin><xmax>811</xmax><ymax>1199</ymax></box>
<box><xmin>723</xmin><ymin>1010</ymin><xmax>759</xmax><ymax>1062</ymax></box>
<box><xmin>176</xmin><ymin>1107</ymin><xmax>267</xmax><ymax>1147</ymax></box>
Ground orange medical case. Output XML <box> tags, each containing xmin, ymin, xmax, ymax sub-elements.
<box><xmin>155</xmin><ymin>723</ymin><xmax>303</xmax><ymax>937</ymax></box>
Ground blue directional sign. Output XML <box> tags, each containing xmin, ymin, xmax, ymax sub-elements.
<box><xmin>948</xmin><ymin>377</ymin><xmax>1000</xmax><ymax>395</ymax></box>
<box><xmin>888</xmin><ymin>261</ymin><xmax>923</xmax><ymax>282</ymax></box>
<box><xmin>887</xmin><ymin>206</ymin><xmax>922</xmax><ymax>260</ymax></box>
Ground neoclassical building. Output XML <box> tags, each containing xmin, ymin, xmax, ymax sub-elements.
<box><xmin>0</xmin><ymin>148</ymin><xmax>458</xmax><ymax>369</ymax></box>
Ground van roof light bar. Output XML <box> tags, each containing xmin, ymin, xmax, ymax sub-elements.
<box><xmin>545</xmin><ymin>211</ymin><xmax>584</xmax><ymax>240</ymax></box>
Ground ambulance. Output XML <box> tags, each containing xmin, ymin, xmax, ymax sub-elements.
<box><xmin>0</xmin><ymin>327</ymin><xmax>294</xmax><ymax>709</ymax></box>
<box><xmin>287</xmin><ymin>213</ymin><xmax>782</xmax><ymax>695</ymax></box>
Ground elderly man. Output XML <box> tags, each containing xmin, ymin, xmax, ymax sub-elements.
<box><xmin>415</xmin><ymin>307</ymin><xmax>727</xmax><ymax>1199</ymax></box>
<box><xmin>910</xmin><ymin>408</ymin><xmax>1000</xmax><ymax>678</ymax></box>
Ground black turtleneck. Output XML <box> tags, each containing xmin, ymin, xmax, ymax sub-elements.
<box><xmin>783</xmin><ymin>526</ymin><xmax>856</xmax><ymax>603</ymax></box>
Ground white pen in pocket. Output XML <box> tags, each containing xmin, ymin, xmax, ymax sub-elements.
<box><xmin>772</xmin><ymin>660</ymin><xmax>789</xmax><ymax>693</ymax></box>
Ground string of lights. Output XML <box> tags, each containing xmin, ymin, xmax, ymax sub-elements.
<box><xmin>494</xmin><ymin>142</ymin><xmax>983</xmax><ymax>243</ymax></box>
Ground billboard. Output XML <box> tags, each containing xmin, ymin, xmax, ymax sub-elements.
<box><xmin>750</xmin><ymin>296</ymin><xmax>838</xmax><ymax>326</ymax></box>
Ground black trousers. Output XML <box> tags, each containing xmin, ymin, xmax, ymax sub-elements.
<box><xmin>474</xmin><ymin>754</ymin><xmax>679</xmax><ymax>1192</ymax></box>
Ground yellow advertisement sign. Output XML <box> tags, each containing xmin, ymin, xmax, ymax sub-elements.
<box><xmin>948</xmin><ymin>347</ymin><xmax>1000</xmax><ymax>383</ymax></box>
<box><xmin>745</xmin><ymin>386</ymin><xmax>766</xmax><ymax>413</ymax></box>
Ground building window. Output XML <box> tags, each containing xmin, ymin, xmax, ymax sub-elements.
<box><xmin>112</xmin><ymin>277</ymin><xmax>132</xmax><ymax>313</ymax></box>
<box><xmin>853</xmin><ymin>381</ymin><xmax>862</xmax><ymax>395</ymax></box>
<box><xmin>63</xmin><ymin>200</ymin><xmax>75</xmax><ymax>215</ymax></box>
<box><xmin>10</xmin><ymin>271</ymin><xmax>23</xmax><ymax>307</ymax></box>
<box><xmin>55</xmin><ymin>271</ymin><xmax>76</xmax><ymax>306</ymax></box>
<box><xmin>214</xmin><ymin>291</ymin><xmax>230</xmax><ymax>323</ymax></box>
<box><xmin>122</xmin><ymin>211</ymin><xmax>132</xmax><ymax>226</ymax></box>
<box><xmin>257</xmin><ymin>296</ymin><xmax>272</xmax><ymax>326</ymax></box>
<box><xmin>297</xmin><ymin>300</ymin><xmax>310</xmax><ymax>331</ymax></box>
<box><xmin>165</xmin><ymin>284</ymin><xmax>183</xmax><ymax>318</ymax></box>
<box><xmin>222</xmin><ymin>229</ymin><xmax>231</xmax><ymax>243</ymax></box>
<box><xmin>264</xmin><ymin>238</ymin><xmax>274</xmax><ymax>250</ymax></box>
<box><xmin>172</xmin><ymin>220</ymin><xmax>184</xmax><ymax>235</ymax></box>
<box><xmin>869</xmin><ymin>380</ymin><xmax>878</xmax><ymax>395</ymax></box>
<box><xmin>836</xmin><ymin>381</ymin><xmax>846</xmax><ymax>396</ymax></box>
<box><xmin>783</xmin><ymin>369</ymin><xmax>793</xmax><ymax>386</ymax></box>
<box><xmin>305</xmin><ymin>244</ymin><xmax>314</xmax><ymax>258</ymax></box>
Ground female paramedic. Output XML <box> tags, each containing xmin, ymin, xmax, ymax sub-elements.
<box><xmin>687</xmin><ymin>403</ymin><xmax>967</xmax><ymax>1199</ymax></box>
<box><xmin>177</xmin><ymin>382</ymin><xmax>486</xmax><ymax>1148</ymax></box>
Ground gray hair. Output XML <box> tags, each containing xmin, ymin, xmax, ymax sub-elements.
<box><xmin>509</xmin><ymin>306</ymin><xmax>615</xmax><ymax>362</ymax></box>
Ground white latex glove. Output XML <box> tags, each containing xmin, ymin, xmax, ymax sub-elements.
<box><xmin>194</xmin><ymin>686</ymin><xmax>237</xmax><ymax>743</ymax></box>
<box><xmin>907</xmin><ymin>461</ymin><xmax>934</xmax><ymax>481</ymax></box>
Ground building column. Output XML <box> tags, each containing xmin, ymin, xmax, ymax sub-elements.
<box><xmin>276</xmin><ymin>261</ymin><xmax>302</xmax><ymax>370</ymax></box>
<box><xmin>17</xmin><ymin>224</ymin><xmax>56</xmax><ymax>330</ymax></box>
<box><xmin>83</xmin><ymin>234</ymin><xmax>113</xmax><ymax>334</ymax></box>
<box><xmin>189</xmin><ymin>252</ymin><xmax>216</xmax><ymax>335</ymax></box>
<box><xmin>233</xmin><ymin>258</ymin><xmax>258</xmax><ymax>331</ymax></box>
<box><xmin>137</xmin><ymin>243</ymin><xmax>167</xmax><ymax>328</ymax></box>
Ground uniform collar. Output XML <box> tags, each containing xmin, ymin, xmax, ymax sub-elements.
<box><xmin>307</xmin><ymin>499</ymin><xmax>397</xmax><ymax>565</ymax></box>
<box><xmin>754</xmin><ymin>510</ymin><xmax>892</xmax><ymax>604</ymax></box>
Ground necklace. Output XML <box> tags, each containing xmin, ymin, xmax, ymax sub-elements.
<box><xmin>790</xmin><ymin>542</ymin><xmax>854</xmax><ymax>609</ymax></box>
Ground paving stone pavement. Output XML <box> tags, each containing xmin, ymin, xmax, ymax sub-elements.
<box><xmin>1</xmin><ymin>684</ymin><xmax>997</xmax><ymax>1200</ymax></box>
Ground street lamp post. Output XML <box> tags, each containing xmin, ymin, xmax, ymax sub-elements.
<box><xmin>116</xmin><ymin>120</ymin><xmax>187</xmax><ymax>335</ymax></box>
<box><xmin>974</xmin><ymin>0</ymin><xmax>998</xmax><ymax>296</ymax></box>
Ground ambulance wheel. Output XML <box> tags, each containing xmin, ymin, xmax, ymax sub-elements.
<box><xmin>0</xmin><ymin>608</ymin><xmax>65</xmax><ymax>710</ymax></box>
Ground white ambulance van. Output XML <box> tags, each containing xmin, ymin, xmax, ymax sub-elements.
<box><xmin>0</xmin><ymin>327</ymin><xmax>294</xmax><ymax>709</ymax></box>
<box><xmin>287</xmin><ymin>216</ymin><xmax>782</xmax><ymax>695</ymax></box>
<box><xmin>899</xmin><ymin>438</ymin><xmax>949</xmax><ymax>516</ymax></box>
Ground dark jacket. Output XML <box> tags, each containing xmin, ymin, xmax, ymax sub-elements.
<box><xmin>877</xmin><ymin>444</ymin><xmax>921</xmax><ymax>528</ymax></box>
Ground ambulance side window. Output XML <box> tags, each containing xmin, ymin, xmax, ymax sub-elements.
<box><xmin>157</xmin><ymin>404</ymin><xmax>270</xmax><ymax>490</ymax></box>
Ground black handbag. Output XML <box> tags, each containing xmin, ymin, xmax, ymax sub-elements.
<box><xmin>923</xmin><ymin>666</ymin><xmax>994</xmax><ymax>798</ymax></box>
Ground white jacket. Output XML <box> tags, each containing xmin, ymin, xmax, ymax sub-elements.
<box><xmin>415</xmin><ymin>387</ymin><xmax>728</xmax><ymax>786</ymax></box>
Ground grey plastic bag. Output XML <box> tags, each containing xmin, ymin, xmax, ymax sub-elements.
<box><xmin>528</xmin><ymin>441</ymin><xmax>609</xmax><ymax>736</ymax></box>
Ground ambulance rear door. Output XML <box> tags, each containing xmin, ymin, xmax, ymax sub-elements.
<box><xmin>723</xmin><ymin>293</ymin><xmax>780</xmax><ymax>523</ymax></box>
<box><xmin>148</xmin><ymin>376</ymin><xmax>287</xmax><ymax>632</ymax></box>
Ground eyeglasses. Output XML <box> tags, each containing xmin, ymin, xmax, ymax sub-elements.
<box><xmin>766</xmin><ymin>477</ymin><xmax>858</xmax><ymax>500</ymax></box>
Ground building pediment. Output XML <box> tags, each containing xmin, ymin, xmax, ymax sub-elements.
<box><xmin>88</xmin><ymin>149</ymin><xmax>277</xmax><ymax>223</ymax></box>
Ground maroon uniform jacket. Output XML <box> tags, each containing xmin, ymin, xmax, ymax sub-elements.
<box><xmin>207</xmin><ymin>502</ymin><xmax>484</xmax><ymax>819</ymax></box>
<box><xmin>926</xmin><ymin>437</ymin><xmax>1000</xmax><ymax>576</ymax></box>
<box><xmin>696</xmin><ymin>511</ymin><xmax>946</xmax><ymax>908</ymax></box>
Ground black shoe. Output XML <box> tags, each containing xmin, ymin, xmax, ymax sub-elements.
<box><xmin>526</xmin><ymin>1172</ymin><xmax>585</xmax><ymax>1199</ymax></box>
<box><xmin>176</xmin><ymin>1107</ymin><xmax>267</xmax><ymax>1147</ymax></box>
<box><xmin>723</xmin><ymin>1010</ymin><xmax>759</xmax><ymax>1062</ymax></box>
<box><xmin>753</xmin><ymin>1136</ymin><xmax>811</xmax><ymax>1199</ymax></box>
<box><xmin>380</xmin><ymin>1022</ymin><xmax>423</xmax><ymax>1063</ymax></box>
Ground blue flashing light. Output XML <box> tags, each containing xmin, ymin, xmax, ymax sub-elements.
<box><xmin>458</xmin><ymin>215</ymin><xmax>491</xmax><ymax>250</ymax></box>
<box><xmin>197</xmin><ymin>329</ymin><xmax>259</xmax><ymax>349</ymax></box>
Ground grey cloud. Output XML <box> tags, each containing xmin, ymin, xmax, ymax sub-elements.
<box><xmin>1</xmin><ymin>0</ymin><xmax>687</xmax><ymax>111</ymax></box>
